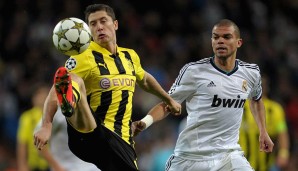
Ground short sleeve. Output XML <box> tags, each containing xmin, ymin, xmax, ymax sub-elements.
<box><xmin>168</xmin><ymin>64</ymin><xmax>197</xmax><ymax>103</ymax></box>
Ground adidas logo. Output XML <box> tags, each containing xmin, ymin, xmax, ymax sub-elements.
<box><xmin>207</xmin><ymin>81</ymin><xmax>216</xmax><ymax>87</ymax></box>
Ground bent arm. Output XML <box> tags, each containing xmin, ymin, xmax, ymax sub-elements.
<box><xmin>137</xmin><ymin>72</ymin><xmax>180</xmax><ymax>114</ymax></box>
<box><xmin>137</xmin><ymin>72</ymin><xmax>171</xmax><ymax>103</ymax></box>
<box><xmin>132</xmin><ymin>102</ymin><xmax>171</xmax><ymax>137</ymax></box>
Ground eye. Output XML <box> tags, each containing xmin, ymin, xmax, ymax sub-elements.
<box><xmin>212</xmin><ymin>36</ymin><xmax>219</xmax><ymax>40</ymax></box>
<box><xmin>90</xmin><ymin>22</ymin><xmax>96</xmax><ymax>27</ymax></box>
<box><xmin>223</xmin><ymin>35</ymin><xmax>232</xmax><ymax>39</ymax></box>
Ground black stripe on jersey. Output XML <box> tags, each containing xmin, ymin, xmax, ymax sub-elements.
<box><xmin>114</xmin><ymin>90</ymin><xmax>129</xmax><ymax>136</ymax></box>
<box><xmin>175</xmin><ymin>58</ymin><xmax>210</xmax><ymax>85</ymax></box>
<box><xmin>128</xmin><ymin>120</ymin><xmax>134</xmax><ymax>145</ymax></box>
<box><xmin>94</xmin><ymin>91</ymin><xmax>113</xmax><ymax>122</ymax></box>
<box><xmin>122</xmin><ymin>51</ymin><xmax>136</xmax><ymax>76</ymax></box>
<box><xmin>165</xmin><ymin>155</ymin><xmax>175</xmax><ymax>171</ymax></box>
<box><xmin>237</xmin><ymin>60</ymin><xmax>260</xmax><ymax>71</ymax></box>
<box><xmin>110</xmin><ymin>54</ymin><xmax>126</xmax><ymax>74</ymax></box>
<box><xmin>93</xmin><ymin>51</ymin><xmax>110</xmax><ymax>75</ymax></box>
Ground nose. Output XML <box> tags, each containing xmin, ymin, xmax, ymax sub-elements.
<box><xmin>217</xmin><ymin>37</ymin><xmax>224</xmax><ymax>44</ymax></box>
<box><xmin>96</xmin><ymin>23</ymin><xmax>103</xmax><ymax>31</ymax></box>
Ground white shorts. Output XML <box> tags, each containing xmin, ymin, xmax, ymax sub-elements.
<box><xmin>165</xmin><ymin>151</ymin><xmax>254</xmax><ymax>171</ymax></box>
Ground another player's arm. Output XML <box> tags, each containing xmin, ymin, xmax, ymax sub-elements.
<box><xmin>249</xmin><ymin>98</ymin><xmax>274</xmax><ymax>152</ymax></box>
<box><xmin>133</xmin><ymin>72</ymin><xmax>181</xmax><ymax>136</ymax></box>
<box><xmin>34</xmin><ymin>86</ymin><xmax>58</xmax><ymax>150</ymax></box>
<box><xmin>39</xmin><ymin>147</ymin><xmax>66</xmax><ymax>171</ymax></box>
<box><xmin>131</xmin><ymin>102</ymin><xmax>171</xmax><ymax>137</ymax></box>
<box><xmin>137</xmin><ymin>71</ymin><xmax>181</xmax><ymax>114</ymax></box>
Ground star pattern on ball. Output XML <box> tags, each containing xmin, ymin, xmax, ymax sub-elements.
<box><xmin>72</xmin><ymin>21</ymin><xmax>84</xmax><ymax>33</ymax></box>
<box><xmin>56</xmin><ymin>25</ymin><xmax>69</xmax><ymax>49</ymax></box>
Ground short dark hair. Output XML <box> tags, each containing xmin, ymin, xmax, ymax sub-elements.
<box><xmin>213</xmin><ymin>19</ymin><xmax>241</xmax><ymax>38</ymax></box>
<box><xmin>84</xmin><ymin>4</ymin><xmax>116</xmax><ymax>24</ymax></box>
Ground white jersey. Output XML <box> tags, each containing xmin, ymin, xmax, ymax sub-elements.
<box><xmin>169</xmin><ymin>57</ymin><xmax>262</xmax><ymax>161</ymax></box>
<box><xmin>36</xmin><ymin>109</ymin><xmax>99</xmax><ymax>171</ymax></box>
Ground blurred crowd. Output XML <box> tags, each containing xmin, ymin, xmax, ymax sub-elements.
<box><xmin>0</xmin><ymin>0</ymin><xmax>298</xmax><ymax>170</ymax></box>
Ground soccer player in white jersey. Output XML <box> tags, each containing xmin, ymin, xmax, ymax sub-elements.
<box><xmin>132</xmin><ymin>19</ymin><xmax>274</xmax><ymax>171</ymax></box>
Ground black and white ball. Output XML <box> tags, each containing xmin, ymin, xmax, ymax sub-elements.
<box><xmin>52</xmin><ymin>17</ymin><xmax>91</xmax><ymax>56</ymax></box>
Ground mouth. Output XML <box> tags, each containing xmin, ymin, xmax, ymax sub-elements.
<box><xmin>216</xmin><ymin>47</ymin><xmax>227</xmax><ymax>52</ymax></box>
<box><xmin>98</xmin><ymin>34</ymin><xmax>106</xmax><ymax>39</ymax></box>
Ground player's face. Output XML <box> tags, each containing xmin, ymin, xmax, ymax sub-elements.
<box><xmin>88</xmin><ymin>11</ymin><xmax>118</xmax><ymax>46</ymax></box>
<box><xmin>211</xmin><ymin>25</ymin><xmax>242</xmax><ymax>60</ymax></box>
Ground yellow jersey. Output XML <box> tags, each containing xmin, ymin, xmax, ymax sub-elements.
<box><xmin>65</xmin><ymin>41</ymin><xmax>145</xmax><ymax>146</ymax></box>
<box><xmin>17</xmin><ymin>107</ymin><xmax>49</xmax><ymax>170</ymax></box>
<box><xmin>239</xmin><ymin>98</ymin><xmax>288</xmax><ymax>171</ymax></box>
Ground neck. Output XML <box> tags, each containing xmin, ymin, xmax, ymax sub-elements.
<box><xmin>101</xmin><ymin>41</ymin><xmax>117</xmax><ymax>55</ymax></box>
<box><xmin>214</xmin><ymin>55</ymin><xmax>236</xmax><ymax>73</ymax></box>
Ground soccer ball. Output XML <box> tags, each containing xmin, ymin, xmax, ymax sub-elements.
<box><xmin>52</xmin><ymin>17</ymin><xmax>92</xmax><ymax>56</ymax></box>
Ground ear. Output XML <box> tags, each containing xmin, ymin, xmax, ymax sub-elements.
<box><xmin>237</xmin><ymin>38</ymin><xmax>243</xmax><ymax>48</ymax></box>
<box><xmin>114</xmin><ymin>20</ymin><xmax>118</xmax><ymax>31</ymax></box>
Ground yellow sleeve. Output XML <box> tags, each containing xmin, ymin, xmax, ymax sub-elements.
<box><xmin>130</xmin><ymin>50</ymin><xmax>145</xmax><ymax>81</ymax></box>
<box><xmin>17</xmin><ymin>113</ymin><xmax>31</xmax><ymax>143</ymax></box>
<box><xmin>273</xmin><ymin>102</ymin><xmax>288</xmax><ymax>133</ymax></box>
<box><xmin>65</xmin><ymin>51</ymin><xmax>95</xmax><ymax>79</ymax></box>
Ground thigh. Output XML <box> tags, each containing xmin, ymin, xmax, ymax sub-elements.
<box><xmin>213</xmin><ymin>151</ymin><xmax>254</xmax><ymax>171</ymax></box>
<box><xmin>166</xmin><ymin>155</ymin><xmax>212</xmax><ymax>171</ymax></box>
<box><xmin>67</xmin><ymin>123</ymin><xmax>138</xmax><ymax>171</ymax></box>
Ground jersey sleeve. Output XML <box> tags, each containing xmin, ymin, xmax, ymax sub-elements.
<box><xmin>65</xmin><ymin>53</ymin><xmax>94</xmax><ymax>79</ymax></box>
<box><xmin>274</xmin><ymin>102</ymin><xmax>288</xmax><ymax>133</ymax></box>
<box><xmin>168</xmin><ymin>64</ymin><xmax>197</xmax><ymax>103</ymax></box>
<box><xmin>249</xmin><ymin>68</ymin><xmax>262</xmax><ymax>101</ymax></box>
<box><xmin>131</xmin><ymin>50</ymin><xmax>145</xmax><ymax>81</ymax></box>
<box><xmin>17</xmin><ymin>113</ymin><xmax>30</xmax><ymax>143</ymax></box>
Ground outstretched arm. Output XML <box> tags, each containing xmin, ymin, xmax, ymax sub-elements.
<box><xmin>249</xmin><ymin>98</ymin><xmax>274</xmax><ymax>152</ymax></box>
<box><xmin>132</xmin><ymin>102</ymin><xmax>178</xmax><ymax>137</ymax></box>
<box><xmin>137</xmin><ymin>72</ymin><xmax>181</xmax><ymax>114</ymax></box>
<box><xmin>34</xmin><ymin>85</ymin><xmax>58</xmax><ymax>150</ymax></box>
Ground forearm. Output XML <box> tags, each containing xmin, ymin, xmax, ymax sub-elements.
<box><xmin>249</xmin><ymin>99</ymin><xmax>267</xmax><ymax>132</ymax></box>
<box><xmin>141</xmin><ymin>102</ymin><xmax>169</xmax><ymax>129</ymax></box>
<box><xmin>42</xmin><ymin>86</ymin><xmax>58</xmax><ymax>127</ymax></box>
<box><xmin>138</xmin><ymin>72</ymin><xmax>172</xmax><ymax>104</ymax></box>
<box><xmin>148</xmin><ymin>102</ymin><xmax>169</xmax><ymax>122</ymax></box>
<box><xmin>16</xmin><ymin>143</ymin><xmax>29</xmax><ymax>171</ymax></box>
<box><xmin>39</xmin><ymin>147</ymin><xmax>63</xmax><ymax>170</ymax></box>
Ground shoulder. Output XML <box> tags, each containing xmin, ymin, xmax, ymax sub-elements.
<box><xmin>118</xmin><ymin>46</ymin><xmax>136</xmax><ymax>53</ymax></box>
<box><xmin>237</xmin><ymin>59</ymin><xmax>260</xmax><ymax>72</ymax></box>
<box><xmin>180</xmin><ymin>57</ymin><xmax>211</xmax><ymax>72</ymax></box>
<box><xmin>118</xmin><ymin>46</ymin><xmax>139</xmax><ymax>58</ymax></box>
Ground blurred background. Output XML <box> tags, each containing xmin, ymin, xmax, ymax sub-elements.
<box><xmin>0</xmin><ymin>0</ymin><xmax>298</xmax><ymax>170</ymax></box>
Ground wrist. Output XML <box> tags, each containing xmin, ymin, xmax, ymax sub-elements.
<box><xmin>141</xmin><ymin>115</ymin><xmax>153</xmax><ymax>129</ymax></box>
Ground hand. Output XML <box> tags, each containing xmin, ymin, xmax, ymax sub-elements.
<box><xmin>131</xmin><ymin>120</ymin><xmax>146</xmax><ymax>137</ymax></box>
<box><xmin>34</xmin><ymin>124</ymin><xmax>52</xmax><ymax>150</ymax></box>
<box><xmin>165</xmin><ymin>100</ymin><xmax>181</xmax><ymax>116</ymax></box>
<box><xmin>259</xmin><ymin>131</ymin><xmax>274</xmax><ymax>152</ymax></box>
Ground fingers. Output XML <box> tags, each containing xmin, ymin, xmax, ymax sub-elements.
<box><xmin>168</xmin><ymin>106</ymin><xmax>182</xmax><ymax>116</ymax></box>
<box><xmin>33</xmin><ymin>135</ymin><xmax>47</xmax><ymax>150</ymax></box>
<box><xmin>132</xmin><ymin>121</ymin><xmax>146</xmax><ymax>137</ymax></box>
<box><xmin>260</xmin><ymin>142</ymin><xmax>273</xmax><ymax>152</ymax></box>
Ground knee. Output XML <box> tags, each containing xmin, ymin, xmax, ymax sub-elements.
<box><xmin>70</xmin><ymin>73</ymin><xmax>86</xmax><ymax>92</ymax></box>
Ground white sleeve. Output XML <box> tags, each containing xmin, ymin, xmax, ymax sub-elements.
<box><xmin>249</xmin><ymin>70</ymin><xmax>262</xmax><ymax>101</ymax></box>
<box><xmin>168</xmin><ymin>64</ymin><xmax>197</xmax><ymax>103</ymax></box>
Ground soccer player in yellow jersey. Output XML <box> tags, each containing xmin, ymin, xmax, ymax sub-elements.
<box><xmin>17</xmin><ymin>85</ymin><xmax>50</xmax><ymax>171</ymax></box>
<box><xmin>34</xmin><ymin>4</ymin><xmax>181</xmax><ymax>171</ymax></box>
<box><xmin>239</xmin><ymin>75</ymin><xmax>290</xmax><ymax>171</ymax></box>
